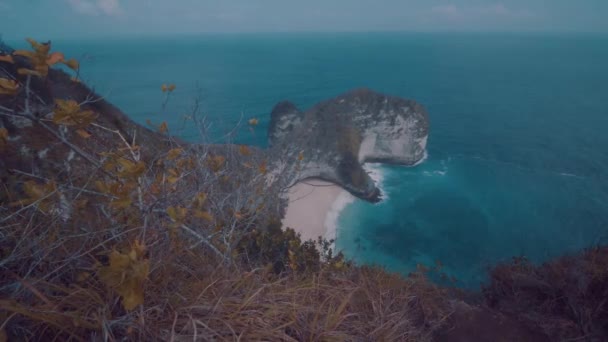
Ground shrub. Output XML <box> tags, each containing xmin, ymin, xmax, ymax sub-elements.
<box><xmin>484</xmin><ymin>247</ymin><xmax>608</xmax><ymax>340</ymax></box>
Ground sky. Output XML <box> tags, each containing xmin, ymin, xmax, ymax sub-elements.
<box><xmin>1</xmin><ymin>0</ymin><xmax>607</xmax><ymax>39</ymax></box>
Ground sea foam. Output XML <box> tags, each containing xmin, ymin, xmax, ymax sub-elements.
<box><xmin>412</xmin><ymin>150</ymin><xmax>429</xmax><ymax>166</ymax></box>
<box><xmin>323</xmin><ymin>190</ymin><xmax>356</xmax><ymax>244</ymax></box>
<box><xmin>324</xmin><ymin>163</ymin><xmax>387</xmax><ymax>245</ymax></box>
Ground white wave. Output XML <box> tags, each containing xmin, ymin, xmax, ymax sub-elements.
<box><xmin>364</xmin><ymin>162</ymin><xmax>385</xmax><ymax>183</ymax></box>
<box><xmin>412</xmin><ymin>150</ymin><xmax>429</xmax><ymax>166</ymax></box>
<box><xmin>323</xmin><ymin>190</ymin><xmax>356</xmax><ymax>246</ymax></box>
<box><xmin>558</xmin><ymin>172</ymin><xmax>583</xmax><ymax>179</ymax></box>
<box><xmin>323</xmin><ymin>162</ymin><xmax>386</xmax><ymax>250</ymax></box>
<box><xmin>423</xmin><ymin>168</ymin><xmax>448</xmax><ymax>177</ymax></box>
<box><xmin>363</xmin><ymin>162</ymin><xmax>389</xmax><ymax>202</ymax></box>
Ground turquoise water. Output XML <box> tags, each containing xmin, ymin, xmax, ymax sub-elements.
<box><xmin>11</xmin><ymin>33</ymin><xmax>608</xmax><ymax>287</ymax></box>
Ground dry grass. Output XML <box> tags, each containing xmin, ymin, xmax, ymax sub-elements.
<box><xmin>484</xmin><ymin>247</ymin><xmax>608</xmax><ymax>341</ymax></box>
<box><xmin>157</xmin><ymin>265</ymin><xmax>448</xmax><ymax>341</ymax></box>
<box><xmin>0</xmin><ymin>208</ymin><xmax>450</xmax><ymax>341</ymax></box>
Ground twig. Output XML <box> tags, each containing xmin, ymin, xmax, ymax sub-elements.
<box><xmin>9</xmin><ymin>169</ymin><xmax>111</xmax><ymax>198</ymax></box>
<box><xmin>37</xmin><ymin>120</ymin><xmax>100</xmax><ymax>167</ymax></box>
<box><xmin>24</xmin><ymin>75</ymin><xmax>31</xmax><ymax>114</ymax></box>
<box><xmin>0</xmin><ymin>189</ymin><xmax>58</xmax><ymax>224</ymax></box>
<box><xmin>179</xmin><ymin>223</ymin><xmax>228</xmax><ymax>262</ymax></box>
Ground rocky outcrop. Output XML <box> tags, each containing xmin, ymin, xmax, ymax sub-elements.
<box><xmin>268</xmin><ymin>88</ymin><xmax>429</xmax><ymax>202</ymax></box>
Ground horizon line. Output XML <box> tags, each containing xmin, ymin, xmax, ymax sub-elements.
<box><xmin>2</xmin><ymin>29</ymin><xmax>607</xmax><ymax>42</ymax></box>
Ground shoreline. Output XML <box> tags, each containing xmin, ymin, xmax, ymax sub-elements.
<box><xmin>282</xmin><ymin>162</ymin><xmax>389</xmax><ymax>244</ymax></box>
<box><xmin>282</xmin><ymin>179</ymin><xmax>353</xmax><ymax>243</ymax></box>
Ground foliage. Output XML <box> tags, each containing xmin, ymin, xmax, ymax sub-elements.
<box><xmin>0</xmin><ymin>127</ymin><xmax>8</xmax><ymax>150</ymax></box>
<box><xmin>236</xmin><ymin>221</ymin><xmax>321</xmax><ymax>273</ymax></box>
<box><xmin>161</xmin><ymin>83</ymin><xmax>176</xmax><ymax>93</ymax></box>
<box><xmin>0</xmin><ymin>37</ymin><xmax>452</xmax><ymax>341</ymax></box>
<box><xmin>0</xmin><ymin>78</ymin><xmax>19</xmax><ymax>95</ymax></box>
<box><xmin>97</xmin><ymin>241</ymin><xmax>150</xmax><ymax>311</ymax></box>
<box><xmin>53</xmin><ymin>99</ymin><xmax>98</xmax><ymax>127</ymax></box>
<box><xmin>13</xmin><ymin>38</ymin><xmax>78</xmax><ymax>77</ymax></box>
<box><xmin>484</xmin><ymin>247</ymin><xmax>608</xmax><ymax>340</ymax></box>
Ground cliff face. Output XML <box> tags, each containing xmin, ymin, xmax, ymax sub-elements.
<box><xmin>268</xmin><ymin>88</ymin><xmax>429</xmax><ymax>201</ymax></box>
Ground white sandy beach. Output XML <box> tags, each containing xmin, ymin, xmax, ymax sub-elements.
<box><xmin>282</xmin><ymin>179</ymin><xmax>353</xmax><ymax>242</ymax></box>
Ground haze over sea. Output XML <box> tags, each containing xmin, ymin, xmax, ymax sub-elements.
<box><xmin>12</xmin><ymin>32</ymin><xmax>608</xmax><ymax>287</ymax></box>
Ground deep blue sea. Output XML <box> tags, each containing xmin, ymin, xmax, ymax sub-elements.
<box><xmin>11</xmin><ymin>32</ymin><xmax>608</xmax><ymax>287</ymax></box>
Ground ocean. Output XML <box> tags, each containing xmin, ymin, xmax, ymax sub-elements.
<box><xmin>11</xmin><ymin>32</ymin><xmax>608</xmax><ymax>288</ymax></box>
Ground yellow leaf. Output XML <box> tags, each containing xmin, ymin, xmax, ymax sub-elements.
<box><xmin>166</xmin><ymin>175</ymin><xmax>180</xmax><ymax>185</ymax></box>
<box><xmin>0</xmin><ymin>78</ymin><xmax>19</xmax><ymax>95</ymax></box>
<box><xmin>176</xmin><ymin>157</ymin><xmax>194</xmax><ymax>170</ymax></box>
<box><xmin>34</xmin><ymin>64</ymin><xmax>49</xmax><ymax>76</ymax></box>
<box><xmin>98</xmin><ymin>242</ymin><xmax>149</xmax><ymax>311</ymax></box>
<box><xmin>166</xmin><ymin>168</ymin><xmax>180</xmax><ymax>184</ymax></box>
<box><xmin>166</xmin><ymin>148</ymin><xmax>183</xmax><ymax>161</ymax></box>
<box><xmin>238</xmin><ymin>145</ymin><xmax>251</xmax><ymax>156</ymax></box>
<box><xmin>0</xmin><ymin>89</ymin><xmax>15</xmax><ymax>95</ymax></box>
<box><xmin>95</xmin><ymin>180</ymin><xmax>109</xmax><ymax>193</ymax></box>
<box><xmin>64</xmin><ymin>58</ymin><xmax>79</xmax><ymax>71</ymax></box>
<box><xmin>258</xmin><ymin>161</ymin><xmax>267</xmax><ymax>175</ymax></box>
<box><xmin>159</xmin><ymin>121</ymin><xmax>168</xmax><ymax>134</ymax></box>
<box><xmin>76</xmin><ymin>128</ymin><xmax>92</xmax><ymax>139</ymax></box>
<box><xmin>0</xmin><ymin>128</ymin><xmax>8</xmax><ymax>148</ymax></box>
<box><xmin>26</xmin><ymin>38</ymin><xmax>49</xmax><ymax>54</ymax></box>
<box><xmin>193</xmin><ymin>210</ymin><xmax>214</xmax><ymax>222</ymax></box>
<box><xmin>53</xmin><ymin>99</ymin><xmax>98</xmax><ymax>127</ymax></box>
<box><xmin>149</xmin><ymin>182</ymin><xmax>161</xmax><ymax>195</ymax></box>
<box><xmin>77</xmin><ymin>272</ymin><xmax>92</xmax><ymax>283</ymax></box>
<box><xmin>75</xmin><ymin>198</ymin><xmax>89</xmax><ymax>210</ymax></box>
<box><xmin>24</xmin><ymin>181</ymin><xmax>57</xmax><ymax>200</ymax></box>
<box><xmin>110</xmin><ymin>196</ymin><xmax>132</xmax><ymax>209</ymax></box>
<box><xmin>298</xmin><ymin>152</ymin><xmax>304</xmax><ymax>161</ymax></box>
<box><xmin>0</xmin><ymin>78</ymin><xmax>17</xmax><ymax>87</ymax></box>
<box><xmin>9</xmin><ymin>181</ymin><xmax>56</xmax><ymax>212</ymax></box>
<box><xmin>46</xmin><ymin>52</ymin><xmax>65</xmax><ymax>66</ymax></box>
<box><xmin>116</xmin><ymin>159</ymin><xmax>145</xmax><ymax>179</ymax></box>
<box><xmin>0</xmin><ymin>55</ymin><xmax>14</xmax><ymax>64</ymax></box>
<box><xmin>207</xmin><ymin>155</ymin><xmax>226</xmax><ymax>173</ymax></box>
<box><xmin>24</xmin><ymin>180</ymin><xmax>46</xmax><ymax>201</ymax></box>
<box><xmin>14</xmin><ymin>40</ymin><xmax>71</xmax><ymax>78</ymax></box>
<box><xmin>248</xmin><ymin>118</ymin><xmax>259</xmax><ymax>126</ymax></box>
<box><xmin>12</xmin><ymin>50</ymin><xmax>35</xmax><ymax>59</ymax></box>
<box><xmin>192</xmin><ymin>192</ymin><xmax>207</xmax><ymax>209</ymax></box>
<box><xmin>167</xmin><ymin>206</ymin><xmax>187</xmax><ymax>223</ymax></box>
<box><xmin>16</xmin><ymin>68</ymin><xmax>42</xmax><ymax>77</ymax></box>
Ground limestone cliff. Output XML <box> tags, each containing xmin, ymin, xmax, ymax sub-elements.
<box><xmin>268</xmin><ymin>89</ymin><xmax>429</xmax><ymax>202</ymax></box>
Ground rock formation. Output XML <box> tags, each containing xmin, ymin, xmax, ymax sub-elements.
<box><xmin>268</xmin><ymin>88</ymin><xmax>429</xmax><ymax>202</ymax></box>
